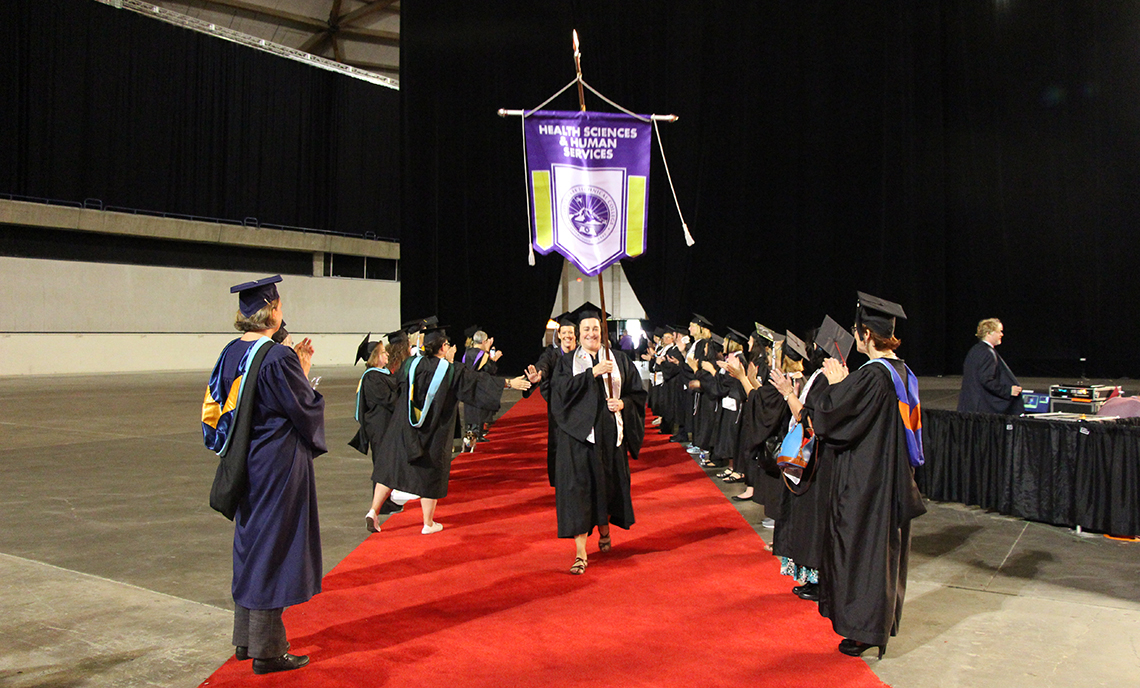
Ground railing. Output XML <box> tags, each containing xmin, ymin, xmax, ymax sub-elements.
<box><xmin>1</xmin><ymin>192</ymin><xmax>398</xmax><ymax>242</ymax></box>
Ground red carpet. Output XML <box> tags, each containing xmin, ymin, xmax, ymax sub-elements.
<box><xmin>200</xmin><ymin>395</ymin><xmax>889</xmax><ymax>687</ymax></box>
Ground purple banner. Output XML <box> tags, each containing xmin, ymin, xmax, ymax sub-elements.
<box><xmin>524</xmin><ymin>110</ymin><xmax>652</xmax><ymax>276</ymax></box>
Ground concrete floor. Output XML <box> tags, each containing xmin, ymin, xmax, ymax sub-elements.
<box><xmin>0</xmin><ymin>368</ymin><xmax>1137</xmax><ymax>687</ymax></box>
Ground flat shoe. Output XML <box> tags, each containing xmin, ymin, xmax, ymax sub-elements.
<box><xmin>252</xmin><ymin>653</ymin><xmax>309</xmax><ymax>674</ymax></box>
<box><xmin>723</xmin><ymin>474</ymin><xmax>746</xmax><ymax>483</ymax></box>
<box><xmin>730</xmin><ymin>493</ymin><xmax>752</xmax><ymax>502</ymax></box>
<box><xmin>234</xmin><ymin>646</ymin><xmax>250</xmax><ymax>661</ymax></box>
<box><xmin>421</xmin><ymin>522</ymin><xmax>443</xmax><ymax>535</ymax></box>
<box><xmin>365</xmin><ymin>510</ymin><xmax>380</xmax><ymax>533</ymax></box>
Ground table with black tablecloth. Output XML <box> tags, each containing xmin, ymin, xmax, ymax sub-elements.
<box><xmin>916</xmin><ymin>410</ymin><xmax>1140</xmax><ymax>536</ymax></box>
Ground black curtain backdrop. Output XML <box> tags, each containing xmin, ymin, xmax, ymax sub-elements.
<box><xmin>1</xmin><ymin>0</ymin><xmax>400</xmax><ymax>239</ymax></box>
<box><xmin>401</xmin><ymin>1</ymin><xmax>1140</xmax><ymax>377</ymax></box>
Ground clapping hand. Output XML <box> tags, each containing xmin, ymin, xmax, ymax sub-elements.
<box><xmin>294</xmin><ymin>337</ymin><xmax>314</xmax><ymax>376</ymax></box>
<box><xmin>721</xmin><ymin>355</ymin><xmax>744</xmax><ymax>379</ymax></box>
<box><xmin>769</xmin><ymin>369</ymin><xmax>794</xmax><ymax>398</ymax></box>
<box><xmin>822</xmin><ymin>357</ymin><xmax>849</xmax><ymax>385</ymax></box>
<box><xmin>701</xmin><ymin>360</ymin><xmax>717</xmax><ymax>375</ymax></box>
<box><xmin>490</xmin><ymin>349</ymin><xmax>504</xmax><ymax>361</ymax></box>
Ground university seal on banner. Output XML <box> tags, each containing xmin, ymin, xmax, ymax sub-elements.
<box><xmin>563</xmin><ymin>185</ymin><xmax>617</xmax><ymax>244</ymax></box>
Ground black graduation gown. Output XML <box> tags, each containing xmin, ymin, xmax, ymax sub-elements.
<box><xmin>461</xmin><ymin>348</ymin><xmax>498</xmax><ymax>428</ymax></box>
<box><xmin>812</xmin><ymin>358</ymin><xmax>927</xmax><ymax>646</ymax></box>
<box><xmin>707</xmin><ymin>370</ymin><xmax>745</xmax><ymax>464</ymax></box>
<box><xmin>773</xmin><ymin>373</ymin><xmax>833</xmax><ymax>573</ymax></box>
<box><xmin>657</xmin><ymin>346</ymin><xmax>685</xmax><ymax>429</ymax></box>
<box><xmin>523</xmin><ymin>344</ymin><xmax>569</xmax><ymax>486</ymax></box>
<box><xmin>550</xmin><ymin>348</ymin><xmax>647</xmax><ymax>538</ymax></box>
<box><xmin>957</xmin><ymin>341</ymin><xmax>1022</xmax><ymax>415</ymax></box>
<box><xmin>349</xmin><ymin>368</ymin><xmax>399</xmax><ymax>458</ymax></box>
<box><xmin>372</xmin><ymin>356</ymin><xmax>505</xmax><ymax>499</ymax></box>
<box><xmin>737</xmin><ymin>383</ymin><xmax>791</xmax><ymax>506</ymax></box>
<box><xmin>689</xmin><ymin>339</ymin><xmax>721</xmax><ymax>448</ymax></box>
<box><xmin>647</xmin><ymin>344</ymin><xmax>673</xmax><ymax>423</ymax></box>
<box><xmin>218</xmin><ymin>341</ymin><xmax>326</xmax><ymax>610</ymax></box>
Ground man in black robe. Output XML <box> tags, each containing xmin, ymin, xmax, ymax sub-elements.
<box><xmin>957</xmin><ymin>317</ymin><xmax>1023</xmax><ymax>415</ymax></box>
<box><xmin>648</xmin><ymin>329</ymin><xmax>678</xmax><ymax>433</ymax></box>
<box><xmin>683</xmin><ymin>314</ymin><xmax>719</xmax><ymax>453</ymax></box>
<box><xmin>550</xmin><ymin>309</ymin><xmax>646</xmax><ymax>575</ymax></box>
<box><xmin>524</xmin><ymin>312</ymin><xmax>578</xmax><ymax>486</ymax></box>
<box><xmin>460</xmin><ymin>327</ymin><xmax>503</xmax><ymax>442</ymax></box>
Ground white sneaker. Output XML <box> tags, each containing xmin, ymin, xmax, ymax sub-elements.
<box><xmin>686</xmin><ymin>445</ymin><xmax>701</xmax><ymax>454</ymax></box>
<box><xmin>421</xmin><ymin>522</ymin><xmax>443</xmax><ymax>535</ymax></box>
<box><xmin>365</xmin><ymin>510</ymin><xmax>380</xmax><ymax>533</ymax></box>
<box><xmin>651</xmin><ymin>417</ymin><xmax>662</xmax><ymax>426</ymax></box>
<box><xmin>761</xmin><ymin>518</ymin><xmax>775</xmax><ymax>529</ymax></box>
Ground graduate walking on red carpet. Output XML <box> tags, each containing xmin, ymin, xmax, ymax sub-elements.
<box><xmin>549</xmin><ymin>308</ymin><xmax>647</xmax><ymax>574</ymax></box>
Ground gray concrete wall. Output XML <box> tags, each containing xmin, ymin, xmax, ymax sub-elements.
<box><xmin>0</xmin><ymin>256</ymin><xmax>400</xmax><ymax>375</ymax></box>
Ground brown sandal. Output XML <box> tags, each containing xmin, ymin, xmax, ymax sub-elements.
<box><xmin>598</xmin><ymin>534</ymin><xmax>612</xmax><ymax>552</ymax></box>
<box><xmin>570</xmin><ymin>556</ymin><xmax>588</xmax><ymax>575</ymax></box>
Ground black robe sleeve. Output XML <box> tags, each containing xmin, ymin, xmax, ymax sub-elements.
<box><xmin>452</xmin><ymin>360</ymin><xmax>507</xmax><ymax>413</ymax></box>
<box><xmin>617</xmin><ymin>352</ymin><xmax>648</xmax><ymax>460</ymax></box>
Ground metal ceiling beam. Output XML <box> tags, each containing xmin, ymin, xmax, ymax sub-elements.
<box><xmin>192</xmin><ymin>0</ymin><xmax>327</xmax><ymax>32</ymax></box>
<box><xmin>340</xmin><ymin>58</ymin><xmax>399</xmax><ymax>74</ymax></box>
<box><xmin>339</xmin><ymin>27</ymin><xmax>399</xmax><ymax>45</ymax></box>
<box><xmin>338</xmin><ymin>0</ymin><xmax>400</xmax><ymax>27</ymax></box>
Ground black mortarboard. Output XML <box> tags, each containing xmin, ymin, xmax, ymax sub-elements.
<box><xmin>402</xmin><ymin>315</ymin><xmax>439</xmax><ymax>334</ymax></box>
<box><xmin>271</xmin><ymin>320</ymin><xmax>290</xmax><ymax>344</ymax></box>
<box><xmin>230</xmin><ymin>275</ymin><xmax>282</xmax><ymax>317</ymax></box>
<box><xmin>386</xmin><ymin>329</ymin><xmax>407</xmax><ymax>345</ymax></box>
<box><xmin>855</xmin><ymin>291</ymin><xmax>907</xmax><ymax>338</ymax></box>
<box><xmin>753</xmin><ymin>323</ymin><xmax>779</xmax><ymax>343</ymax></box>
<box><xmin>784</xmin><ymin>330</ymin><xmax>809</xmax><ymax>361</ymax></box>
<box><xmin>464</xmin><ymin>324</ymin><xmax>482</xmax><ymax>339</ymax></box>
<box><xmin>554</xmin><ymin>311</ymin><xmax>576</xmax><ymax>328</ymax></box>
<box><xmin>569</xmin><ymin>301</ymin><xmax>608</xmax><ymax>324</ymax></box>
<box><xmin>709</xmin><ymin>333</ymin><xmax>725</xmax><ymax>347</ymax></box>
<box><xmin>690</xmin><ymin>313</ymin><xmax>714</xmax><ymax>329</ymax></box>
<box><xmin>725</xmin><ymin>327</ymin><xmax>749</xmax><ymax>347</ymax></box>
<box><xmin>814</xmin><ymin>315</ymin><xmax>855</xmax><ymax>364</ymax></box>
<box><xmin>354</xmin><ymin>333</ymin><xmax>372</xmax><ymax>365</ymax></box>
<box><xmin>423</xmin><ymin>324</ymin><xmax>450</xmax><ymax>347</ymax></box>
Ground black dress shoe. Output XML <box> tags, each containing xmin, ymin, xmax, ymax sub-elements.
<box><xmin>253</xmin><ymin>653</ymin><xmax>310</xmax><ymax>674</ymax></box>
<box><xmin>838</xmin><ymin>638</ymin><xmax>885</xmax><ymax>659</ymax></box>
<box><xmin>794</xmin><ymin>583</ymin><xmax>820</xmax><ymax>601</ymax></box>
<box><xmin>234</xmin><ymin>646</ymin><xmax>250</xmax><ymax>661</ymax></box>
<box><xmin>730</xmin><ymin>493</ymin><xmax>752</xmax><ymax>502</ymax></box>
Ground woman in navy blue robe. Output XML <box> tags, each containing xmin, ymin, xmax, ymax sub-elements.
<box><xmin>209</xmin><ymin>275</ymin><xmax>325</xmax><ymax>675</ymax></box>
